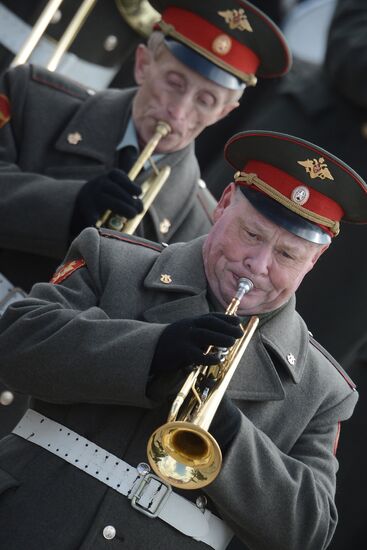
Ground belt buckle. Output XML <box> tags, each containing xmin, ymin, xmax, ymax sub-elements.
<box><xmin>130</xmin><ymin>473</ymin><xmax>172</xmax><ymax>518</ymax></box>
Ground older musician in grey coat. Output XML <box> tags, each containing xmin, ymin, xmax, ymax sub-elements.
<box><xmin>0</xmin><ymin>63</ymin><xmax>217</xmax><ymax>292</ymax></box>
<box><xmin>0</xmin><ymin>130</ymin><xmax>365</xmax><ymax>550</ymax></box>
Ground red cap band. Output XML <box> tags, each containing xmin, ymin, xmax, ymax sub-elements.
<box><xmin>161</xmin><ymin>7</ymin><xmax>260</xmax><ymax>75</ymax></box>
<box><xmin>242</xmin><ymin>160</ymin><xmax>344</xmax><ymax>227</ymax></box>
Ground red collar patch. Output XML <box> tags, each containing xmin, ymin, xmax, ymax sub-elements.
<box><xmin>0</xmin><ymin>94</ymin><xmax>10</xmax><ymax>128</ymax></box>
<box><xmin>50</xmin><ymin>259</ymin><xmax>86</xmax><ymax>284</ymax></box>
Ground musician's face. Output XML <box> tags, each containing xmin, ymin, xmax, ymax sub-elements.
<box><xmin>202</xmin><ymin>185</ymin><xmax>329</xmax><ymax>315</ymax></box>
<box><xmin>132</xmin><ymin>44</ymin><xmax>241</xmax><ymax>152</ymax></box>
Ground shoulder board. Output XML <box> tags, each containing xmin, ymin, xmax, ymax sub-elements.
<box><xmin>98</xmin><ymin>229</ymin><xmax>165</xmax><ymax>253</ymax></box>
<box><xmin>309</xmin><ymin>336</ymin><xmax>357</xmax><ymax>391</ymax></box>
<box><xmin>30</xmin><ymin>65</ymin><xmax>92</xmax><ymax>100</ymax></box>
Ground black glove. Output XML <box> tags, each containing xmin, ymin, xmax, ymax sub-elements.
<box><xmin>150</xmin><ymin>313</ymin><xmax>243</xmax><ymax>374</ymax></box>
<box><xmin>209</xmin><ymin>394</ymin><xmax>241</xmax><ymax>454</ymax></box>
<box><xmin>69</xmin><ymin>169</ymin><xmax>143</xmax><ymax>239</ymax></box>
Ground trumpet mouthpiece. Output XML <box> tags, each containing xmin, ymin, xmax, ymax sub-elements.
<box><xmin>156</xmin><ymin>121</ymin><xmax>172</xmax><ymax>137</ymax></box>
<box><xmin>236</xmin><ymin>277</ymin><xmax>253</xmax><ymax>300</ymax></box>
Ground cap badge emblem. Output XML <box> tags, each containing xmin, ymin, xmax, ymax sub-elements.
<box><xmin>218</xmin><ymin>9</ymin><xmax>253</xmax><ymax>32</ymax></box>
<box><xmin>287</xmin><ymin>353</ymin><xmax>296</xmax><ymax>366</ymax></box>
<box><xmin>291</xmin><ymin>185</ymin><xmax>310</xmax><ymax>206</ymax></box>
<box><xmin>160</xmin><ymin>274</ymin><xmax>172</xmax><ymax>284</ymax></box>
<box><xmin>67</xmin><ymin>131</ymin><xmax>82</xmax><ymax>145</ymax></box>
<box><xmin>212</xmin><ymin>34</ymin><xmax>232</xmax><ymax>55</ymax></box>
<box><xmin>297</xmin><ymin>158</ymin><xmax>334</xmax><ymax>181</ymax></box>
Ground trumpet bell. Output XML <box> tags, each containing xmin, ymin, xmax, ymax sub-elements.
<box><xmin>147</xmin><ymin>421</ymin><xmax>222</xmax><ymax>490</ymax></box>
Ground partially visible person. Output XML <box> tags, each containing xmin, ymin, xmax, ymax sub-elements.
<box><xmin>325</xmin><ymin>0</ymin><xmax>367</xmax><ymax>111</ymax></box>
<box><xmin>0</xmin><ymin>0</ymin><xmax>291</xmax><ymax>436</ymax></box>
<box><xmin>0</xmin><ymin>130</ymin><xmax>365</xmax><ymax>549</ymax></box>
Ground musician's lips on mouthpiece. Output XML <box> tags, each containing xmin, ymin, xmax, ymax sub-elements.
<box><xmin>233</xmin><ymin>273</ymin><xmax>256</xmax><ymax>292</ymax></box>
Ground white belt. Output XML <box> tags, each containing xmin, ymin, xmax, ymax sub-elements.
<box><xmin>13</xmin><ymin>409</ymin><xmax>233</xmax><ymax>550</ymax></box>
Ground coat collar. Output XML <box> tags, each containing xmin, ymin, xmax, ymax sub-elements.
<box><xmin>259</xmin><ymin>296</ymin><xmax>309</xmax><ymax>385</ymax></box>
<box><xmin>142</xmin><ymin>237</ymin><xmax>208</xmax><ymax>323</ymax></box>
<box><xmin>142</xmin><ymin>238</ymin><xmax>310</xmax><ymax>401</ymax></box>
<box><xmin>55</xmin><ymin>87</ymin><xmax>136</xmax><ymax>164</ymax></box>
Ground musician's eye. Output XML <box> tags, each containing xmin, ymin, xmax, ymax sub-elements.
<box><xmin>275</xmin><ymin>247</ymin><xmax>298</xmax><ymax>265</ymax></box>
<box><xmin>281</xmin><ymin>250</ymin><xmax>293</xmax><ymax>260</ymax></box>
<box><xmin>242</xmin><ymin>227</ymin><xmax>259</xmax><ymax>242</ymax></box>
<box><xmin>166</xmin><ymin>73</ymin><xmax>185</xmax><ymax>91</ymax></box>
<box><xmin>197</xmin><ymin>92</ymin><xmax>216</xmax><ymax>108</ymax></box>
<box><xmin>280</xmin><ymin>250</ymin><xmax>293</xmax><ymax>259</ymax></box>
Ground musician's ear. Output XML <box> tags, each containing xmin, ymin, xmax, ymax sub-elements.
<box><xmin>134</xmin><ymin>44</ymin><xmax>152</xmax><ymax>85</ymax></box>
<box><xmin>213</xmin><ymin>183</ymin><xmax>236</xmax><ymax>222</ymax></box>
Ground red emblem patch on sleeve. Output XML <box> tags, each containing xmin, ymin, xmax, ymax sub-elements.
<box><xmin>0</xmin><ymin>94</ymin><xmax>11</xmax><ymax>129</ymax></box>
<box><xmin>50</xmin><ymin>259</ymin><xmax>86</xmax><ymax>284</ymax></box>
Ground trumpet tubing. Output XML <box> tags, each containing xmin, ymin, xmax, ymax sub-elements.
<box><xmin>95</xmin><ymin>121</ymin><xmax>171</xmax><ymax>233</ymax></box>
<box><xmin>147</xmin><ymin>278</ymin><xmax>259</xmax><ymax>490</ymax></box>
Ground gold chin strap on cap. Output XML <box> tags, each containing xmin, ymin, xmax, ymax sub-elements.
<box><xmin>234</xmin><ymin>171</ymin><xmax>340</xmax><ymax>236</ymax></box>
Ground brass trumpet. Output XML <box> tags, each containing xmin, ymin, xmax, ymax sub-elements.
<box><xmin>147</xmin><ymin>278</ymin><xmax>259</xmax><ymax>490</ymax></box>
<box><xmin>96</xmin><ymin>120</ymin><xmax>171</xmax><ymax>233</ymax></box>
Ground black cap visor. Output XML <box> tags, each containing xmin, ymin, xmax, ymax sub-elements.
<box><xmin>165</xmin><ymin>39</ymin><xmax>245</xmax><ymax>90</ymax></box>
<box><xmin>241</xmin><ymin>186</ymin><xmax>331</xmax><ymax>244</ymax></box>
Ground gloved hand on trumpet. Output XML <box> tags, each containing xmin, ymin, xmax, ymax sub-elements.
<box><xmin>150</xmin><ymin>312</ymin><xmax>243</xmax><ymax>452</ymax></box>
<box><xmin>69</xmin><ymin>169</ymin><xmax>143</xmax><ymax>240</ymax></box>
<box><xmin>150</xmin><ymin>312</ymin><xmax>243</xmax><ymax>373</ymax></box>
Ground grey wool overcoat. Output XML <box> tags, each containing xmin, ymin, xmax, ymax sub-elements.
<box><xmin>0</xmin><ymin>228</ymin><xmax>358</xmax><ymax>550</ymax></box>
<box><xmin>0</xmin><ymin>63</ymin><xmax>216</xmax><ymax>291</ymax></box>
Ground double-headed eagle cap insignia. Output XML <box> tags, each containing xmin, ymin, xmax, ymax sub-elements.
<box><xmin>218</xmin><ymin>8</ymin><xmax>253</xmax><ymax>32</ymax></box>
